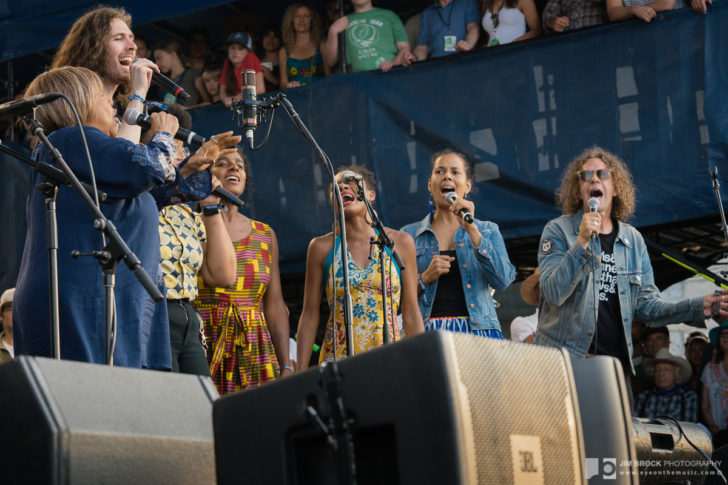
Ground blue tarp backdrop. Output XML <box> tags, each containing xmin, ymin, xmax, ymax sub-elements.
<box><xmin>189</xmin><ymin>6</ymin><xmax>728</xmax><ymax>272</ymax></box>
<box><xmin>1</xmin><ymin>5</ymin><xmax>727</xmax><ymax>291</ymax></box>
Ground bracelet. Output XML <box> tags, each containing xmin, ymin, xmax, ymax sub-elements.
<box><xmin>280</xmin><ymin>365</ymin><xmax>293</xmax><ymax>371</ymax></box>
<box><xmin>417</xmin><ymin>273</ymin><xmax>426</xmax><ymax>291</ymax></box>
<box><xmin>201</xmin><ymin>203</ymin><xmax>224</xmax><ymax>216</ymax></box>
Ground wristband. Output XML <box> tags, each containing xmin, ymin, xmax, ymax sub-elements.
<box><xmin>280</xmin><ymin>365</ymin><xmax>293</xmax><ymax>371</ymax></box>
<box><xmin>128</xmin><ymin>94</ymin><xmax>167</xmax><ymax>112</ymax></box>
<box><xmin>201</xmin><ymin>203</ymin><xmax>223</xmax><ymax>216</ymax></box>
<box><xmin>417</xmin><ymin>274</ymin><xmax>426</xmax><ymax>291</ymax></box>
<box><xmin>128</xmin><ymin>94</ymin><xmax>145</xmax><ymax>104</ymax></box>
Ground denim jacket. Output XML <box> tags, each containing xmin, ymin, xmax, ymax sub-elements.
<box><xmin>534</xmin><ymin>212</ymin><xmax>705</xmax><ymax>372</ymax></box>
<box><xmin>400</xmin><ymin>214</ymin><xmax>515</xmax><ymax>331</ymax></box>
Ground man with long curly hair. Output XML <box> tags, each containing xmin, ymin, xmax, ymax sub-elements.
<box><xmin>51</xmin><ymin>6</ymin><xmax>158</xmax><ymax>143</ymax></box>
<box><xmin>534</xmin><ymin>146</ymin><xmax>728</xmax><ymax>392</ymax></box>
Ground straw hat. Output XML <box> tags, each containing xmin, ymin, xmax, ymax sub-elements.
<box><xmin>520</xmin><ymin>269</ymin><xmax>539</xmax><ymax>306</ymax></box>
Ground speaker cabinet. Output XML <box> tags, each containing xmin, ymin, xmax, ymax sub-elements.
<box><xmin>0</xmin><ymin>356</ymin><xmax>218</xmax><ymax>484</ymax></box>
<box><xmin>214</xmin><ymin>331</ymin><xmax>586</xmax><ymax>484</ymax></box>
<box><xmin>571</xmin><ymin>356</ymin><xmax>639</xmax><ymax>484</ymax></box>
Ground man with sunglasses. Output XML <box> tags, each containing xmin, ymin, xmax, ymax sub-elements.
<box><xmin>534</xmin><ymin>147</ymin><xmax>728</xmax><ymax>395</ymax></box>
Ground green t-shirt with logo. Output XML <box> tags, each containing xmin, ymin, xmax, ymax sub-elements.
<box><xmin>345</xmin><ymin>8</ymin><xmax>408</xmax><ymax>73</ymax></box>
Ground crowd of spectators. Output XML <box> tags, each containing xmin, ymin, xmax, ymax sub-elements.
<box><xmin>128</xmin><ymin>0</ymin><xmax>712</xmax><ymax>110</ymax></box>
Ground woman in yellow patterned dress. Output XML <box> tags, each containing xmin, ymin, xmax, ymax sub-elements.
<box><xmin>296</xmin><ymin>166</ymin><xmax>424</xmax><ymax>369</ymax></box>
<box><xmin>195</xmin><ymin>147</ymin><xmax>292</xmax><ymax>394</ymax></box>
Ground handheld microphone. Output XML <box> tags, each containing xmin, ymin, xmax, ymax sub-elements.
<box><xmin>0</xmin><ymin>93</ymin><xmax>62</xmax><ymax>119</ymax></box>
<box><xmin>123</xmin><ymin>108</ymin><xmax>206</xmax><ymax>146</ymax></box>
<box><xmin>212</xmin><ymin>186</ymin><xmax>244</xmax><ymax>208</ymax></box>
<box><xmin>588</xmin><ymin>197</ymin><xmax>599</xmax><ymax>213</ymax></box>
<box><xmin>242</xmin><ymin>69</ymin><xmax>257</xmax><ymax>149</ymax></box>
<box><xmin>587</xmin><ymin>197</ymin><xmax>600</xmax><ymax>239</ymax></box>
<box><xmin>340</xmin><ymin>170</ymin><xmax>362</xmax><ymax>184</ymax></box>
<box><xmin>445</xmin><ymin>192</ymin><xmax>474</xmax><ymax>224</ymax></box>
<box><xmin>132</xmin><ymin>59</ymin><xmax>190</xmax><ymax>100</ymax></box>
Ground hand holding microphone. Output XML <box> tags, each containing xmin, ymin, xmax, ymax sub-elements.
<box><xmin>123</xmin><ymin>108</ymin><xmax>206</xmax><ymax>146</ymax></box>
<box><xmin>445</xmin><ymin>192</ymin><xmax>474</xmax><ymax>224</ymax></box>
<box><xmin>578</xmin><ymin>197</ymin><xmax>602</xmax><ymax>246</ymax></box>
<box><xmin>130</xmin><ymin>58</ymin><xmax>190</xmax><ymax>101</ymax></box>
<box><xmin>199</xmin><ymin>175</ymin><xmax>245</xmax><ymax>209</ymax></box>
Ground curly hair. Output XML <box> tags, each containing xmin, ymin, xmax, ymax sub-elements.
<box><xmin>281</xmin><ymin>4</ymin><xmax>323</xmax><ymax>53</ymax></box>
<box><xmin>555</xmin><ymin>146</ymin><xmax>636</xmax><ymax>221</ymax></box>
<box><xmin>25</xmin><ymin>67</ymin><xmax>103</xmax><ymax>133</ymax></box>
<box><xmin>52</xmin><ymin>7</ymin><xmax>131</xmax><ymax>77</ymax></box>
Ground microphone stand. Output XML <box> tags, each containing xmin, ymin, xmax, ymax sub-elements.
<box><xmin>29</xmin><ymin>119</ymin><xmax>163</xmax><ymax>364</ymax></box>
<box><xmin>0</xmin><ymin>141</ymin><xmax>110</xmax><ymax>359</ymax></box>
<box><xmin>354</xmin><ymin>181</ymin><xmax>405</xmax><ymax>345</ymax></box>
<box><xmin>710</xmin><ymin>167</ymin><xmax>728</xmax><ymax>262</ymax></box>
<box><xmin>231</xmin><ymin>95</ymin><xmax>355</xmax><ymax>357</ymax></box>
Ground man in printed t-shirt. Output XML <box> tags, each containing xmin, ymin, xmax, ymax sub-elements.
<box><xmin>534</xmin><ymin>146</ymin><xmax>728</xmax><ymax>398</ymax></box>
<box><xmin>323</xmin><ymin>0</ymin><xmax>415</xmax><ymax>72</ymax></box>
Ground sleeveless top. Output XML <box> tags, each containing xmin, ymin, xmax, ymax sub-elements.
<box><xmin>286</xmin><ymin>48</ymin><xmax>325</xmax><ymax>86</ymax></box>
<box><xmin>195</xmin><ymin>220</ymin><xmax>279</xmax><ymax>394</ymax></box>
<box><xmin>482</xmin><ymin>8</ymin><xmax>527</xmax><ymax>47</ymax></box>
<box><xmin>320</xmin><ymin>233</ymin><xmax>402</xmax><ymax>362</ymax></box>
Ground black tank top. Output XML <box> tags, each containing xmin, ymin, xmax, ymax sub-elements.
<box><xmin>430</xmin><ymin>250</ymin><xmax>469</xmax><ymax>318</ymax></box>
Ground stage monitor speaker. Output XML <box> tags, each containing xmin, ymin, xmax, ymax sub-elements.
<box><xmin>0</xmin><ymin>356</ymin><xmax>218</xmax><ymax>485</ymax></box>
<box><xmin>572</xmin><ymin>356</ymin><xmax>714</xmax><ymax>484</ymax></box>
<box><xmin>632</xmin><ymin>417</ymin><xmax>713</xmax><ymax>484</ymax></box>
<box><xmin>214</xmin><ymin>331</ymin><xmax>586</xmax><ymax>485</ymax></box>
<box><xmin>571</xmin><ymin>356</ymin><xmax>638</xmax><ymax>484</ymax></box>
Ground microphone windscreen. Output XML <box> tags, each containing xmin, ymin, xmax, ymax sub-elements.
<box><xmin>588</xmin><ymin>197</ymin><xmax>600</xmax><ymax>213</ymax></box>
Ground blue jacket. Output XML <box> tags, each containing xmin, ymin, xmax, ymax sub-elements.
<box><xmin>401</xmin><ymin>214</ymin><xmax>515</xmax><ymax>331</ymax></box>
<box><xmin>535</xmin><ymin>212</ymin><xmax>704</xmax><ymax>372</ymax></box>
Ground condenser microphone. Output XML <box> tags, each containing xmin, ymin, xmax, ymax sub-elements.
<box><xmin>212</xmin><ymin>186</ymin><xmax>244</xmax><ymax>208</ymax></box>
<box><xmin>0</xmin><ymin>93</ymin><xmax>62</xmax><ymax>119</ymax></box>
<box><xmin>123</xmin><ymin>108</ymin><xmax>206</xmax><ymax>146</ymax></box>
<box><xmin>445</xmin><ymin>192</ymin><xmax>474</xmax><ymax>224</ymax></box>
<box><xmin>242</xmin><ymin>69</ymin><xmax>257</xmax><ymax>149</ymax></box>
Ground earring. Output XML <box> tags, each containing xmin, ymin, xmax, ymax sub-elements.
<box><xmin>428</xmin><ymin>193</ymin><xmax>434</xmax><ymax>220</ymax></box>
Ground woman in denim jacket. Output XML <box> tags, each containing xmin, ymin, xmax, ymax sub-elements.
<box><xmin>535</xmin><ymin>147</ymin><xmax>728</xmax><ymax>379</ymax></box>
<box><xmin>401</xmin><ymin>150</ymin><xmax>515</xmax><ymax>337</ymax></box>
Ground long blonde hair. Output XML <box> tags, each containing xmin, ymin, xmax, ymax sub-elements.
<box><xmin>25</xmin><ymin>67</ymin><xmax>103</xmax><ymax>133</ymax></box>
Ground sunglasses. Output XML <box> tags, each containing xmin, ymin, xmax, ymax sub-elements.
<box><xmin>492</xmin><ymin>12</ymin><xmax>500</xmax><ymax>29</ymax></box>
<box><xmin>578</xmin><ymin>168</ymin><xmax>611</xmax><ymax>182</ymax></box>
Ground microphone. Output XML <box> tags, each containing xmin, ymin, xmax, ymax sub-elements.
<box><xmin>588</xmin><ymin>197</ymin><xmax>600</xmax><ymax>239</ymax></box>
<box><xmin>212</xmin><ymin>186</ymin><xmax>244</xmax><ymax>208</ymax></box>
<box><xmin>588</xmin><ymin>197</ymin><xmax>600</xmax><ymax>213</ymax></box>
<box><xmin>0</xmin><ymin>93</ymin><xmax>62</xmax><ymax>119</ymax></box>
<box><xmin>123</xmin><ymin>108</ymin><xmax>206</xmax><ymax>146</ymax></box>
<box><xmin>242</xmin><ymin>69</ymin><xmax>257</xmax><ymax>149</ymax></box>
<box><xmin>340</xmin><ymin>170</ymin><xmax>362</xmax><ymax>184</ymax></box>
<box><xmin>132</xmin><ymin>59</ymin><xmax>189</xmax><ymax>100</ymax></box>
<box><xmin>445</xmin><ymin>192</ymin><xmax>474</xmax><ymax>224</ymax></box>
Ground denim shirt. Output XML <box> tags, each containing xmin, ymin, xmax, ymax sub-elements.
<box><xmin>400</xmin><ymin>214</ymin><xmax>515</xmax><ymax>331</ymax></box>
<box><xmin>535</xmin><ymin>212</ymin><xmax>705</xmax><ymax>372</ymax></box>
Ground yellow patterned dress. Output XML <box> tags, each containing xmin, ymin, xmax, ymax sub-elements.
<box><xmin>195</xmin><ymin>220</ymin><xmax>279</xmax><ymax>394</ymax></box>
<box><xmin>320</xmin><ymin>234</ymin><xmax>402</xmax><ymax>362</ymax></box>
